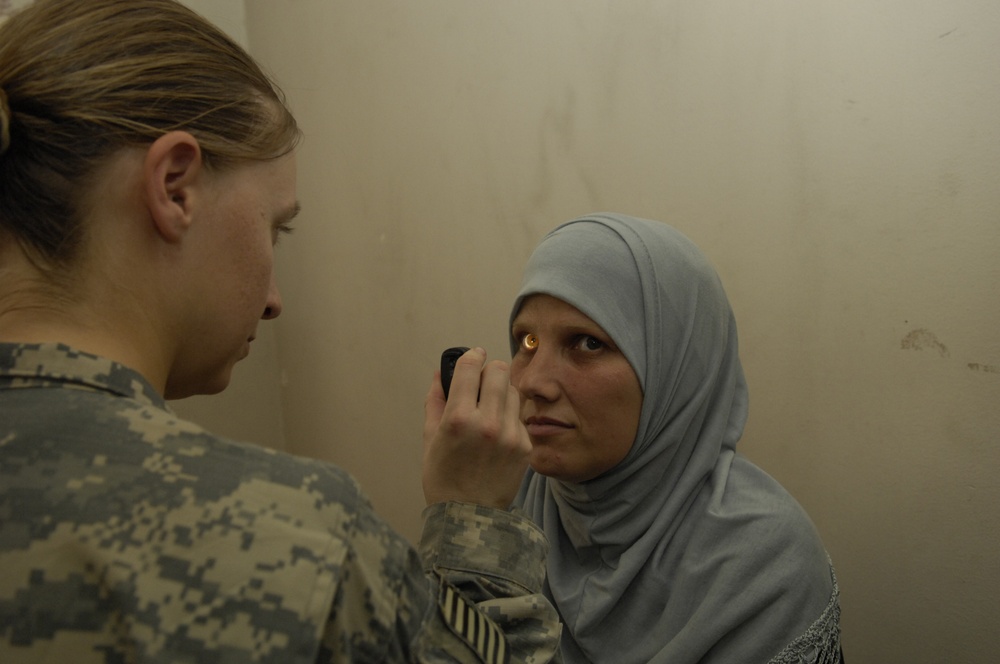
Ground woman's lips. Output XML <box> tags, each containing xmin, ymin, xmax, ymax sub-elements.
<box><xmin>524</xmin><ymin>416</ymin><xmax>573</xmax><ymax>437</ymax></box>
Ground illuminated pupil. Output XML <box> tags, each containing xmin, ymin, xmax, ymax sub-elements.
<box><xmin>522</xmin><ymin>333</ymin><xmax>539</xmax><ymax>350</ymax></box>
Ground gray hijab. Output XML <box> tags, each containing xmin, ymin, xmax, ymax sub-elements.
<box><xmin>511</xmin><ymin>214</ymin><xmax>838</xmax><ymax>663</ymax></box>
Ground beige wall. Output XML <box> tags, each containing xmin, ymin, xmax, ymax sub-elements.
<box><xmin>179</xmin><ymin>0</ymin><xmax>998</xmax><ymax>661</ymax></box>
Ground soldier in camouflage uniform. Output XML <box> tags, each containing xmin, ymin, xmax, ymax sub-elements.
<box><xmin>0</xmin><ymin>1</ymin><xmax>561</xmax><ymax>662</ymax></box>
<box><xmin>0</xmin><ymin>343</ymin><xmax>559</xmax><ymax>663</ymax></box>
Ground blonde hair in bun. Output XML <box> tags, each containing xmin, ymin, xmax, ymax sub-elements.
<box><xmin>0</xmin><ymin>0</ymin><xmax>298</xmax><ymax>268</ymax></box>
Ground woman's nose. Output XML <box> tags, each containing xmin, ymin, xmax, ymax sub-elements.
<box><xmin>512</xmin><ymin>347</ymin><xmax>560</xmax><ymax>402</ymax></box>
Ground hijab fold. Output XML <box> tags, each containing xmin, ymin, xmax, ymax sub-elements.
<box><xmin>512</xmin><ymin>214</ymin><xmax>836</xmax><ymax>663</ymax></box>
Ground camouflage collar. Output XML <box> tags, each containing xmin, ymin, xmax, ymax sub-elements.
<box><xmin>0</xmin><ymin>342</ymin><xmax>166</xmax><ymax>410</ymax></box>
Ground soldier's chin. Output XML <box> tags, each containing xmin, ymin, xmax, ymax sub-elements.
<box><xmin>164</xmin><ymin>366</ymin><xmax>234</xmax><ymax>400</ymax></box>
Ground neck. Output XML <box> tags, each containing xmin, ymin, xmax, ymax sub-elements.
<box><xmin>0</xmin><ymin>251</ymin><xmax>171</xmax><ymax>396</ymax></box>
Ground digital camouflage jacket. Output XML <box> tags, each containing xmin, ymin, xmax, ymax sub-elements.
<box><xmin>0</xmin><ymin>343</ymin><xmax>561</xmax><ymax>663</ymax></box>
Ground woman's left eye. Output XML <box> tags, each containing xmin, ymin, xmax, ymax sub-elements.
<box><xmin>575</xmin><ymin>336</ymin><xmax>604</xmax><ymax>352</ymax></box>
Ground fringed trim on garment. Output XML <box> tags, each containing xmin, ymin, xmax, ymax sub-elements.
<box><xmin>767</xmin><ymin>563</ymin><xmax>843</xmax><ymax>664</ymax></box>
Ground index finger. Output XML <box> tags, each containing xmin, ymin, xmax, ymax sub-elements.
<box><xmin>445</xmin><ymin>347</ymin><xmax>487</xmax><ymax>407</ymax></box>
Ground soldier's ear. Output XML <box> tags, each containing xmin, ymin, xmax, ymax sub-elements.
<box><xmin>143</xmin><ymin>131</ymin><xmax>204</xmax><ymax>244</ymax></box>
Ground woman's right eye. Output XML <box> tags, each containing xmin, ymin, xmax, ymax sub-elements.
<box><xmin>519</xmin><ymin>333</ymin><xmax>539</xmax><ymax>351</ymax></box>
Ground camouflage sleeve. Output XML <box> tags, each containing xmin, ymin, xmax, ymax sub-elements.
<box><xmin>416</xmin><ymin>502</ymin><xmax>562</xmax><ymax>664</ymax></box>
<box><xmin>315</xmin><ymin>501</ymin><xmax>561</xmax><ymax>664</ymax></box>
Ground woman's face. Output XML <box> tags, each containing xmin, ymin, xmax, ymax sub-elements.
<box><xmin>510</xmin><ymin>294</ymin><xmax>643</xmax><ymax>483</ymax></box>
<box><xmin>166</xmin><ymin>152</ymin><xmax>299</xmax><ymax>398</ymax></box>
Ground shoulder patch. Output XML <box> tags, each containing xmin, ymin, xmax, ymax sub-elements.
<box><xmin>439</xmin><ymin>583</ymin><xmax>510</xmax><ymax>664</ymax></box>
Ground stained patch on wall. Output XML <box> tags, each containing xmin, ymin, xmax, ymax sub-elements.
<box><xmin>967</xmin><ymin>363</ymin><xmax>1000</xmax><ymax>374</ymax></box>
<box><xmin>900</xmin><ymin>328</ymin><xmax>950</xmax><ymax>357</ymax></box>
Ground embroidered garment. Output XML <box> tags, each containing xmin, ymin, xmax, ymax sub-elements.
<box><xmin>511</xmin><ymin>213</ymin><xmax>841</xmax><ymax>664</ymax></box>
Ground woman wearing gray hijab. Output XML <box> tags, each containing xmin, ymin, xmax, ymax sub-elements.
<box><xmin>509</xmin><ymin>213</ymin><xmax>842</xmax><ymax>663</ymax></box>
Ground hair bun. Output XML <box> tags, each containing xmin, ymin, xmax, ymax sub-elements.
<box><xmin>0</xmin><ymin>87</ymin><xmax>11</xmax><ymax>156</ymax></box>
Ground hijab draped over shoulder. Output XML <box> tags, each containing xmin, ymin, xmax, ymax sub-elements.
<box><xmin>511</xmin><ymin>214</ymin><xmax>840</xmax><ymax>664</ymax></box>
